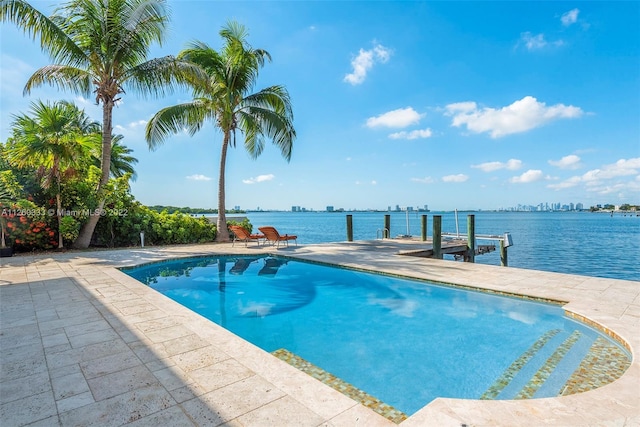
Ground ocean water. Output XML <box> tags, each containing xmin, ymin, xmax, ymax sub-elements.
<box><xmin>232</xmin><ymin>211</ymin><xmax>640</xmax><ymax>281</ymax></box>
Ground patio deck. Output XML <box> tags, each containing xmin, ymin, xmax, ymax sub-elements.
<box><xmin>1</xmin><ymin>241</ymin><xmax>638</xmax><ymax>426</ymax></box>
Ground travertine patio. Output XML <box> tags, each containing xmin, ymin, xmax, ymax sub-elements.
<box><xmin>1</xmin><ymin>241</ymin><xmax>638</xmax><ymax>426</ymax></box>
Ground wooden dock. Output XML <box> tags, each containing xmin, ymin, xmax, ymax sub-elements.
<box><xmin>345</xmin><ymin>213</ymin><xmax>510</xmax><ymax>265</ymax></box>
<box><xmin>395</xmin><ymin>238</ymin><xmax>496</xmax><ymax>260</ymax></box>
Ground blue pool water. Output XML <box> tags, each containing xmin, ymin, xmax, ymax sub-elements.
<box><xmin>123</xmin><ymin>255</ymin><xmax>630</xmax><ymax>415</ymax></box>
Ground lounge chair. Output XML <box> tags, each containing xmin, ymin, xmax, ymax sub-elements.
<box><xmin>229</xmin><ymin>225</ymin><xmax>265</xmax><ymax>247</ymax></box>
<box><xmin>258</xmin><ymin>226</ymin><xmax>297</xmax><ymax>248</ymax></box>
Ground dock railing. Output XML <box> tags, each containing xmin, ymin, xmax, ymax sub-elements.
<box><xmin>442</xmin><ymin>232</ymin><xmax>513</xmax><ymax>266</ymax></box>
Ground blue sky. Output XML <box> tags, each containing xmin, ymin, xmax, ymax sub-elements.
<box><xmin>1</xmin><ymin>1</ymin><xmax>639</xmax><ymax>211</ymax></box>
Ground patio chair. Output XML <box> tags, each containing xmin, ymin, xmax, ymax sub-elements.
<box><xmin>258</xmin><ymin>226</ymin><xmax>297</xmax><ymax>248</ymax></box>
<box><xmin>229</xmin><ymin>225</ymin><xmax>265</xmax><ymax>247</ymax></box>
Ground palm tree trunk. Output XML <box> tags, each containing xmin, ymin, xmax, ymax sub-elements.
<box><xmin>56</xmin><ymin>192</ymin><xmax>63</xmax><ymax>249</ymax></box>
<box><xmin>215</xmin><ymin>131</ymin><xmax>231</xmax><ymax>242</ymax></box>
<box><xmin>1</xmin><ymin>220</ymin><xmax>6</xmax><ymax>248</ymax></box>
<box><xmin>73</xmin><ymin>101</ymin><xmax>114</xmax><ymax>248</ymax></box>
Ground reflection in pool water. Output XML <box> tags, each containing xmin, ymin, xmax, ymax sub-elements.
<box><xmin>122</xmin><ymin>255</ymin><xmax>631</xmax><ymax>416</ymax></box>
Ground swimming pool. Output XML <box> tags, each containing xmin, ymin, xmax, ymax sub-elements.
<box><xmin>122</xmin><ymin>255</ymin><xmax>631</xmax><ymax>418</ymax></box>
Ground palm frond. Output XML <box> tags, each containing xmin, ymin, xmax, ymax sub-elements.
<box><xmin>243</xmin><ymin>85</ymin><xmax>294</xmax><ymax>117</ymax></box>
<box><xmin>145</xmin><ymin>101</ymin><xmax>211</xmax><ymax>150</ymax></box>
<box><xmin>24</xmin><ymin>65</ymin><xmax>92</xmax><ymax>97</ymax></box>
<box><xmin>110</xmin><ymin>0</ymin><xmax>169</xmax><ymax>68</ymax></box>
<box><xmin>1</xmin><ymin>0</ymin><xmax>87</xmax><ymax>67</ymax></box>
<box><xmin>110</xmin><ymin>136</ymin><xmax>139</xmax><ymax>180</ymax></box>
<box><xmin>237</xmin><ymin>106</ymin><xmax>294</xmax><ymax>161</ymax></box>
<box><xmin>125</xmin><ymin>55</ymin><xmax>207</xmax><ymax>98</ymax></box>
<box><xmin>235</xmin><ymin>112</ymin><xmax>264</xmax><ymax>159</ymax></box>
<box><xmin>5</xmin><ymin>100</ymin><xmax>95</xmax><ymax>194</ymax></box>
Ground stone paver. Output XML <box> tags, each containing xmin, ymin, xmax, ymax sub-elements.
<box><xmin>0</xmin><ymin>242</ymin><xmax>638</xmax><ymax>426</ymax></box>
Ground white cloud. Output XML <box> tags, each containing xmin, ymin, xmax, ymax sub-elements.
<box><xmin>186</xmin><ymin>174</ymin><xmax>212</xmax><ymax>181</ymax></box>
<box><xmin>548</xmin><ymin>158</ymin><xmax>640</xmax><ymax>192</ymax></box>
<box><xmin>389</xmin><ymin>128</ymin><xmax>433</xmax><ymax>140</ymax></box>
<box><xmin>366</xmin><ymin>107</ymin><xmax>424</xmax><ymax>128</ymax></box>
<box><xmin>510</xmin><ymin>169</ymin><xmax>544</xmax><ymax>183</ymax></box>
<box><xmin>411</xmin><ymin>176</ymin><xmax>434</xmax><ymax>184</ymax></box>
<box><xmin>472</xmin><ymin>159</ymin><xmax>522</xmax><ymax>172</ymax></box>
<box><xmin>586</xmin><ymin>181</ymin><xmax>640</xmax><ymax>196</ymax></box>
<box><xmin>128</xmin><ymin>119</ymin><xmax>148</xmax><ymax>129</ymax></box>
<box><xmin>519</xmin><ymin>32</ymin><xmax>564</xmax><ymax>51</ymax></box>
<box><xmin>344</xmin><ymin>43</ymin><xmax>392</xmax><ymax>85</ymax></box>
<box><xmin>504</xmin><ymin>159</ymin><xmax>523</xmax><ymax>170</ymax></box>
<box><xmin>371</xmin><ymin>180</ymin><xmax>377</xmax><ymax>185</ymax></box>
<box><xmin>242</xmin><ymin>174</ymin><xmax>275</xmax><ymax>184</ymax></box>
<box><xmin>547</xmin><ymin>176</ymin><xmax>581</xmax><ymax>190</ymax></box>
<box><xmin>442</xmin><ymin>174</ymin><xmax>468</xmax><ymax>183</ymax></box>
<box><xmin>445</xmin><ymin>96</ymin><xmax>583</xmax><ymax>138</ymax></box>
<box><xmin>113</xmin><ymin>119</ymin><xmax>147</xmax><ymax>131</ymax></box>
<box><xmin>112</xmin><ymin>118</ymin><xmax>150</xmax><ymax>143</ymax></box>
<box><xmin>521</xmin><ymin>32</ymin><xmax>547</xmax><ymax>50</ymax></box>
<box><xmin>549</xmin><ymin>154</ymin><xmax>582</xmax><ymax>170</ymax></box>
<box><xmin>561</xmin><ymin>8</ymin><xmax>579</xmax><ymax>26</ymax></box>
<box><xmin>585</xmin><ymin>157</ymin><xmax>640</xmax><ymax>180</ymax></box>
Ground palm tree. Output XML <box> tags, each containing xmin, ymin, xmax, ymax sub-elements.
<box><xmin>109</xmin><ymin>136</ymin><xmax>139</xmax><ymax>181</ymax></box>
<box><xmin>90</xmin><ymin>134</ymin><xmax>139</xmax><ymax>181</ymax></box>
<box><xmin>1</xmin><ymin>0</ymin><xmax>198</xmax><ymax>248</ymax></box>
<box><xmin>5</xmin><ymin>100</ymin><xmax>97</xmax><ymax>248</ymax></box>
<box><xmin>146</xmin><ymin>21</ymin><xmax>296</xmax><ymax>242</ymax></box>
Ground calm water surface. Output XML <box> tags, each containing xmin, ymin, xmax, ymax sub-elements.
<box><xmin>125</xmin><ymin>255</ymin><xmax>628</xmax><ymax>414</ymax></box>
<box><xmin>231</xmin><ymin>211</ymin><xmax>639</xmax><ymax>281</ymax></box>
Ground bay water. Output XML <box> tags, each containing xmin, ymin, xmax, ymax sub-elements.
<box><xmin>232</xmin><ymin>211</ymin><xmax>639</xmax><ymax>281</ymax></box>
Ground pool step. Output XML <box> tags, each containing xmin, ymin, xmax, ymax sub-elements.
<box><xmin>482</xmin><ymin>329</ymin><xmax>631</xmax><ymax>400</ymax></box>
<box><xmin>480</xmin><ymin>329</ymin><xmax>561</xmax><ymax>400</ymax></box>
<box><xmin>560</xmin><ymin>336</ymin><xmax>630</xmax><ymax>396</ymax></box>
<box><xmin>514</xmin><ymin>330</ymin><xmax>583</xmax><ymax>399</ymax></box>
<box><xmin>272</xmin><ymin>348</ymin><xmax>408</xmax><ymax>424</ymax></box>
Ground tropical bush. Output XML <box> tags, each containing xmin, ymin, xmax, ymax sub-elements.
<box><xmin>1</xmin><ymin>139</ymin><xmax>233</xmax><ymax>251</ymax></box>
<box><xmin>0</xmin><ymin>199</ymin><xmax>58</xmax><ymax>251</ymax></box>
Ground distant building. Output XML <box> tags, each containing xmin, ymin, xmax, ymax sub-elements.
<box><xmin>326</xmin><ymin>206</ymin><xmax>334</xmax><ymax>212</ymax></box>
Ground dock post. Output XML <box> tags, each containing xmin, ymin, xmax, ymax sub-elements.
<box><xmin>421</xmin><ymin>215</ymin><xmax>427</xmax><ymax>241</ymax></box>
<box><xmin>346</xmin><ymin>215</ymin><xmax>353</xmax><ymax>241</ymax></box>
<box><xmin>433</xmin><ymin>215</ymin><xmax>442</xmax><ymax>259</ymax></box>
<box><xmin>384</xmin><ymin>214</ymin><xmax>391</xmax><ymax>238</ymax></box>
<box><xmin>500</xmin><ymin>240</ymin><xmax>508</xmax><ymax>266</ymax></box>
<box><xmin>465</xmin><ymin>214</ymin><xmax>475</xmax><ymax>263</ymax></box>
